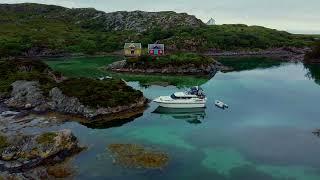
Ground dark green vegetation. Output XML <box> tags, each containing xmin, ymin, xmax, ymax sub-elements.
<box><xmin>45</xmin><ymin>57</ymin><xmax>210</xmax><ymax>88</ymax></box>
<box><xmin>0</xmin><ymin>3</ymin><xmax>316</xmax><ymax>58</ymax></box>
<box><xmin>59</xmin><ymin>78</ymin><xmax>142</xmax><ymax>108</ymax></box>
<box><xmin>129</xmin><ymin>53</ymin><xmax>215</xmax><ymax>68</ymax></box>
<box><xmin>0</xmin><ymin>59</ymin><xmax>144</xmax><ymax>108</ymax></box>
<box><xmin>0</xmin><ymin>59</ymin><xmax>57</xmax><ymax>96</ymax></box>
<box><xmin>305</xmin><ymin>41</ymin><xmax>320</xmax><ymax>63</ymax></box>
<box><xmin>217</xmin><ymin>57</ymin><xmax>282</xmax><ymax>72</ymax></box>
<box><xmin>161</xmin><ymin>25</ymin><xmax>314</xmax><ymax>51</ymax></box>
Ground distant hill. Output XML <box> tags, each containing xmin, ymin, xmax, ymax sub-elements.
<box><xmin>0</xmin><ymin>3</ymin><xmax>204</xmax><ymax>32</ymax></box>
<box><xmin>206</xmin><ymin>18</ymin><xmax>216</xmax><ymax>25</ymax></box>
<box><xmin>0</xmin><ymin>3</ymin><xmax>316</xmax><ymax>57</ymax></box>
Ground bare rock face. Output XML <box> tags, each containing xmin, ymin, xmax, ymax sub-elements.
<box><xmin>49</xmin><ymin>87</ymin><xmax>92</xmax><ymax>116</ymax></box>
<box><xmin>0</xmin><ymin>130</ymin><xmax>82</xmax><ymax>173</ymax></box>
<box><xmin>107</xmin><ymin>60</ymin><xmax>127</xmax><ymax>69</ymax></box>
<box><xmin>5</xmin><ymin>81</ymin><xmax>46</xmax><ymax>109</ymax></box>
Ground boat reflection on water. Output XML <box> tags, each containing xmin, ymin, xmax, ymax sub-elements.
<box><xmin>152</xmin><ymin>106</ymin><xmax>206</xmax><ymax>124</ymax></box>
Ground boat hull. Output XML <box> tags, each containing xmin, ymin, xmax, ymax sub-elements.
<box><xmin>155</xmin><ymin>102</ymin><xmax>206</xmax><ymax>108</ymax></box>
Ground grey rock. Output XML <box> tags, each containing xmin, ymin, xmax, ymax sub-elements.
<box><xmin>107</xmin><ymin>60</ymin><xmax>127</xmax><ymax>70</ymax></box>
<box><xmin>5</xmin><ymin>81</ymin><xmax>46</xmax><ymax>109</ymax></box>
<box><xmin>0</xmin><ymin>111</ymin><xmax>20</xmax><ymax>117</ymax></box>
<box><xmin>49</xmin><ymin>87</ymin><xmax>92</xmax><ymax>115</ymax></box>
<box><xmin>0</xmin><ymin>130</ymin><xmax>82</xmax><ymax>172</ymax></box>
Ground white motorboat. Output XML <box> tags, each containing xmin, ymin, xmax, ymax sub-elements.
<box><xmin>215</xmin><ymin>100</ymin><xmax>228</xmax><ymax>109</ymax></box>
<box><xmin>153</xmin><ymin>86</ymin><xmax>207</xmax><ymax>108</ymax></box>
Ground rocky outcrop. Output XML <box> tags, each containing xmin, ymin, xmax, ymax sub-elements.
<box><xmin>0</xmin><ymin>130</ymin><xmax>82</xmax><ymax>173</ymax></box>
<box><xmin>5</xmin><ymin>81</ymin><xmax>46</xmax><ymax>109</ymax></box>
<box><xmin>4</xmin><ymin>81</ymin><xmax>147</xmax><ymax>120</ymax></box>
<box><xmin>48</xmin><ymin>87</ymin><xmax>147</xmax><ymax>119</ymax></box>
<box><xmin>206</xmin><ymin>47</ymin><xmax>311</xmax><ymax>62</ymax></box>
<box><xmin>107</xmin><ymin>60</ymin><xmax>228</xmax><ymax>76</ymax></box>
<box><xmin>49</xmin><ymin>87</ymin><xmax>89</xmax><ymax>115</ymax></box>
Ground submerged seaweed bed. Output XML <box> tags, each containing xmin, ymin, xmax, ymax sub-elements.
<box><xmin>108</xmin><ymin>144</ymin><xmax>169</xmax><ymax>169</ymax></box>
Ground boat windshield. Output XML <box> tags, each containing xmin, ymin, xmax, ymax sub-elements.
<box><xmin>171</xmin><ymin>94</ymin><xmax>192</xmax><ymax>99</ymax></box>
<box><xmin>171</xmin><ymin>94</ymin><xmax>177</xmax><ymax>99</ymax></box>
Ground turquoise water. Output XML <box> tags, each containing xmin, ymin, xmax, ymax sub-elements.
<box><xmin>47</xmin><ymin>59</ymin><xmax>320</xmax><ymax>180</ymax></box>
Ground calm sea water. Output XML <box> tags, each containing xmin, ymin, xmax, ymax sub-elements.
<box><xmin>46</xmin><ymin>58</ymin><xmax>320</xmax><ymax>180</ymax></box>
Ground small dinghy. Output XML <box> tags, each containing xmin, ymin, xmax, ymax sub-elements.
<box><xmin>215</xmin><ymin>100</ymin><xmax>229</xmax><ymax>109</ymax></box>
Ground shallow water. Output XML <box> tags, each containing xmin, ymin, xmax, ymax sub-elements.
<box><xmin>46</xmin><ymin>58</ymin><xmax>320</xmax><ymax>180</ymax></box>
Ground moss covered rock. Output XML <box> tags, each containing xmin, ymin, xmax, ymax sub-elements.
<box><xmin>0</xmin><ymin>135</ymin><xmax>8</xmax><ymax>151</ymax></box>
<box><xmin>36</xmin><ymin>132</ymin><xmax>57</xmax><ymax>145</ymax></box>
<box><xmin>0</xmin><ymin>130</ymin><xmax>82</xmax><ymax>172</ymax></box>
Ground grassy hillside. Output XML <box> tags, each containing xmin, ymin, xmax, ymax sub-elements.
<box><xmin>0</xmin><ymin>3</ymin><xmax>317</xmax><ymax>58</ymax></box>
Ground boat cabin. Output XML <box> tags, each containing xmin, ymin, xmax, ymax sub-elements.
<box><xmin>171</xmin><ymin>92</ymin><xmax>198</xmax><ymax>99</ymax></box>
<box><xmin>148</xmin><ymin>44</ymin><xmax>164</xmax><ymax>56</ymax></box>
<box><xmin>124</xmin><ymin>43</ymin><xmax>142</xmax><ymax>57</ymax></box>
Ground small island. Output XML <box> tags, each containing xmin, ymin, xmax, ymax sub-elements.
<box><xmin>107</xmin><ymin>53</ymin><xmax>230</xmax><ymax>76</ymax></box>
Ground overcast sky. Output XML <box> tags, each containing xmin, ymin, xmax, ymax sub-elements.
<box><xmin>2</xmin><ymin>0</ymin><xmax>320</xmax><ymax>34</ymax></box>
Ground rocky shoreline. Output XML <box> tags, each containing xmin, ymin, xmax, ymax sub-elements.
<box><xmin>205</xmin><ymin>47</ymin><xmax>311</xmax><ymax>62</ymax></box>
<box><xmin>3</xmin><ymin>80</ymin><xmax>148</xmax><ymax>121</ymax></box>
<box><xmin>0</xmin><ymin>105</ymin><xmax>84</xmax><ymax>179</ymax></box>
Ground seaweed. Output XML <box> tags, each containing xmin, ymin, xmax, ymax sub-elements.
<box><xmin>108</xmin><ymin>144</ymin><xmax>169</xmax><ymax>169</ymax></box>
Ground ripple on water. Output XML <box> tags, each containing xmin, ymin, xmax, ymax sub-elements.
<box><xmin>201</xmin><ymin>147</ymin><xmax>320</xmax><ymax>180</ymax></box>
<box><xmin>201</xmin><ymin>147</ymin><xmax>251</xmax><ymax>175</ymax></box>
